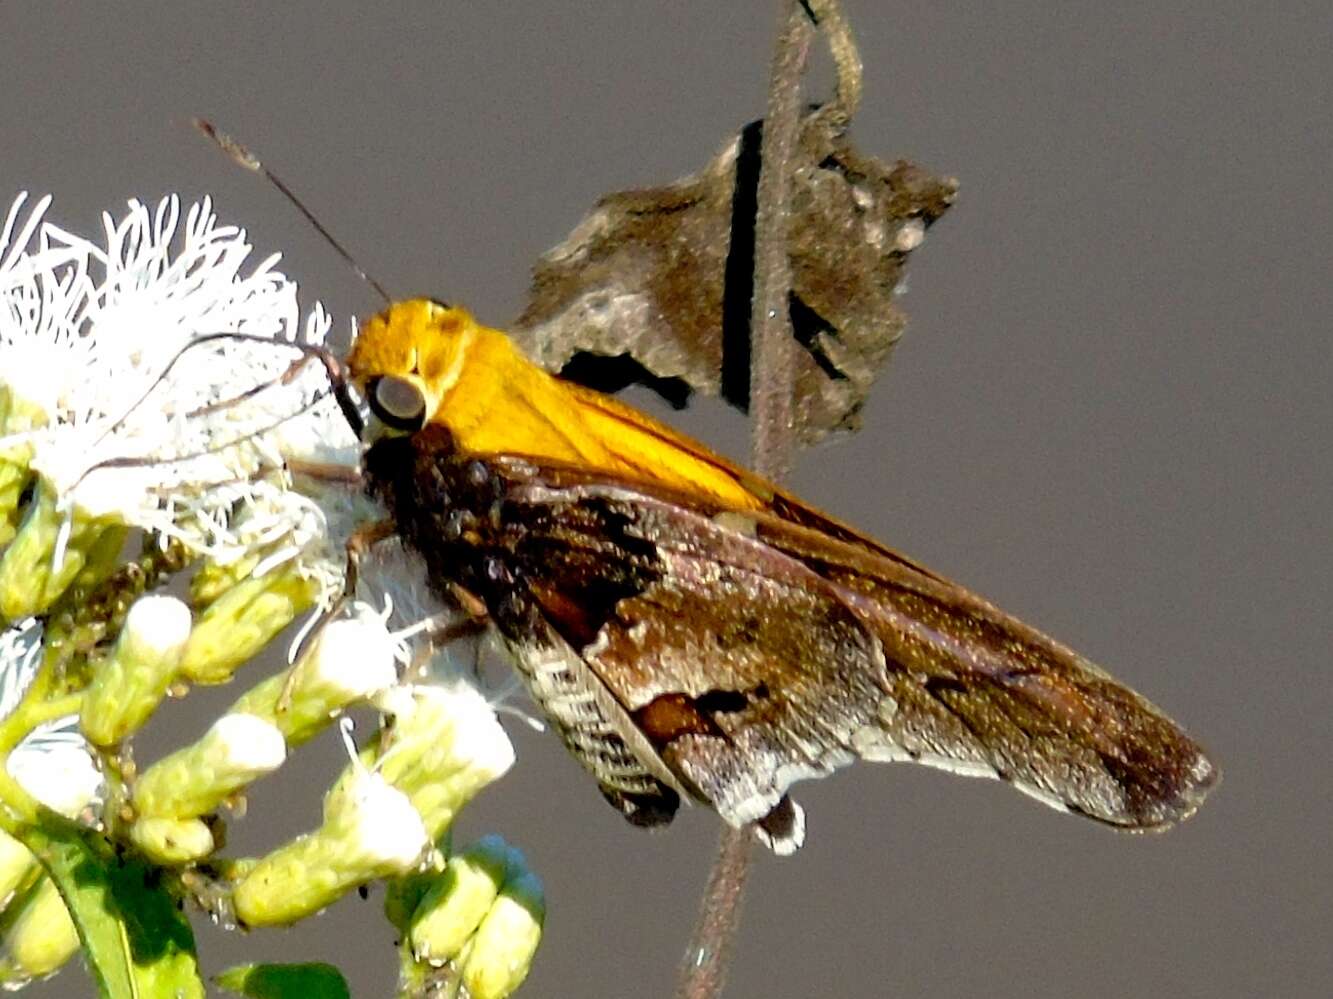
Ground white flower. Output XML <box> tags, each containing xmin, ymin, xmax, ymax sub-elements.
<box><xmin>81</xmin><ymin>594</ymin><xmax>193</xmax><ymax>747</ymax></box>
<box><xmin>0</xmin><ymin>192</ymin><xmax>359</xmax><ymax>603</ymax></box>
<box><xmin>0</xmin><ymin>191</ymin><xmax>531</xmax><ymax>963</ymax></box>
<box><xmin>231</xmin><ymin>737</ymin><xmax>431</xmax><ymax>928</ymax></box>
<box><xmin>0</xmin><ymin>628</ymin><xmax>104</xmax><ymax>823</ymax></box>
<box><xmin>356</xmin><ymin>541</ymin><xmax>512</xmax><ymax>689</ymax></box>
<box><xmin>204</xmin><ymin>714</ymin><xmax>288</xmax><ymax>772</ymax></box>
<box><xmin>7</xmin><ymin>718</ymin><xmax>103</xmax><ymax>819</ymax></box>
<box><xmin>118</xmin><ymin>593</ymin><xmax>193</xmax><ymax>662</ymax></box>
<box><xmin>288</xmin><ymin>600</ymin><xmax>400</xmax><ymax>701</ymax></box>
<box><xmin>0</xmin><ymin>193</ymin><xmax>96</xmax><ymax>425</ymax></box>
<box><xmin>327</xmin><ymin>767</ymin><xmax>430</xmax><ymax>870</ymax></box>
<box><xmin>226</xmin><ymin>599</ymin><xmax>403</xmax><ymax>749</ymax></box>
<box><xmin>371</xmin><ymin>682</ymin><xmax>516</xmax><ymax>840</ymax></box>
<box><xmin>133</xmin><ymin>713</ymin><xmax>287</xmax><ymax>819</ymax></box>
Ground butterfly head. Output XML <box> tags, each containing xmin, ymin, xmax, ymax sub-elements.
<box><xmin>346</xmin><ymin>298</ymin><xmax>479</xmax><ymax>441</ymax></box>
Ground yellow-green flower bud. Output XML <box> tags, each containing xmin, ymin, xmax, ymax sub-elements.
<box><xmin>128</xmin><ymin>815</ymin><xmax>216</xmax><ymax>866</ymax></box>
<box><xmin>0</xmin><ymin>876</ymin><xmax>79</xmax><ymax>986</ymax></box>
<box><xmin>0</xmin><ymin>381</ymin><xmax>53</xmax><ymax>437</ymax></box>
<box><xmin>0</xmin><ymin>485</ymin><xmax>125</xmax><ymax>624</ymax></box>
<box><xmin>409</xmin><ymin>835</ymin><xmax>510</xmax><ymax>964</ymax></box>
<box><xmin>460</xmin><ymin>865</ymin><xmax>545</xmax><ymax>999</ymax></box>
<box><xmin>190</xmin><ymin>552</ymin><xmax>263</xmax><ymax>607</ymax></box>
<box><xmin>0</xmin><ymin>436</ymin><xmax>35</xmax><ymax>547</ymax></box>
<box><xmin>68</xmin><ymin>521</ymin><xmax>129</xmax><ymax>595</ymax></box>
<box><xmin>133</xmin><ymin>713</ymin><xmax>286</xmax><ymax>819</ymax></box>
<box><xmin>81</xmin><ymin>594</ymin><xmax>192</xmax><ymax>746</ymax></box>
<box><xmin>177</xmin><ymin>566</ymin><xmax>319</xmax><ymax>684</ymax></box>
<box><xmin>232</xmin><ymin>768</ymin><xmax>428</xmax><ymax>927</ymax></box>
<box><xmin>0</xmin><ymin>832</ymin><xmax>38</xmax><ymax>914</ymax></box>
<box><xmin>372</xmin><ymin>683</ymin><xmax>515</xmax><ymax>841</ymax></box>
<box><xmin>229</xmin><ymin>607</ymin><xmax>398</xmax><ymax>747</ymax></box>
<box><xmin>0</xmin><ymin>388</ymin><xmax>46</xmax><ymax>547</ymax></box>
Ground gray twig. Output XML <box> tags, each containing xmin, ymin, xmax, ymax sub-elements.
<box><xmin>673</xmin><ymin>822</ymin><xmax>755</xmax><ymax>999</ymax></box>
<box><xmin>746</xmin><ymin>2</ymin><xmax>815</xmax><ymax>484</ymax></box>
<box><xmin>675</xmin><ymin>3</ymin><xmax>851</xmax><ymax>998</ymax></box>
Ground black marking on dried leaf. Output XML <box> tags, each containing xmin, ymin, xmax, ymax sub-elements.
<box><xmin>558</xmin><ymin>352</ymin><xmax>693</xmax><ymax>410</ymax></box>
<box><xmin>720</xmin><ymin>118</ymin><xmax>766</xmax><ymax>410</ymax></box>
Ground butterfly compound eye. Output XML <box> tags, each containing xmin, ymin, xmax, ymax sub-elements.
<box><xmin>368</xmin><ymin>375</ymin><xmax>428</xmax><ymax>432</ymax></box>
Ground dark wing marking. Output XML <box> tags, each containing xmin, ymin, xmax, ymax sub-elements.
<box><xmin>503</xmin><ymin>477</ymin><xmax>886</xmax><ymax>852</ymax></box>
<box><xmin>365</xmin><ymin>431</ymin><xmax>1217</xmax><ymax>851</ymax></box>
<box><xmin>488</xmin><ymin>458</ymin><xmax>1217</xmax><ymax>840</ymax></box>
<box><xmin>361</xmin><ymin>431</ymin><xmax>686</xmax><ymax>829</ymax></box>
<box><xmin>749</xmin><ymin>512</ymin><xmax>1218</xmax><ymax>827</ymax></box>
<box><xmin>497</xmin><ymin>618</ymin><xmax>688</xmax><ymax>827</ymax></box>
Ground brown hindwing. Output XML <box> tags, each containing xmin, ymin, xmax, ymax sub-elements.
<box><xmin>365</xmin><ymin>427</ymin><xmax>1217</xmax><ymax>850</ymax></box>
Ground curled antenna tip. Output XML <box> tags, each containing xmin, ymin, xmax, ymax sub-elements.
<box><xmin>192</xmin><ymin>117</ymin><xmax>261</xmax><ymax>172</ymax></box>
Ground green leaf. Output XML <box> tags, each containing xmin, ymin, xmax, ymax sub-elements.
<box><xmin>217</xmin><ymin>962</ymin><xmax>352</xmax><ymax>999</ymax></box>
<box><xmin>23</xmin><ymin>820</ymin><xmax>203</xmax><ymax>998</ymax></box>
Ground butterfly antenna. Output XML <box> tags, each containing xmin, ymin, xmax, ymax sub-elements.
<box><xmin>68</xmin><ymin>329</ymin><xmax>367</xmax><ymax>502</ymax></box>
<box><xmin>74</xmin><ymin>378</ymin><xmax>342</xmax><ymax>486</ymax></box>
<box><xmin>193</xmin><ymin>117</ymin><xmax>393</xmax><ymax>307</ymax></box>
<box><xmin>95</xmin><ymin>332</ymin><xmax>362</xmax><ymax>446</ymax></box>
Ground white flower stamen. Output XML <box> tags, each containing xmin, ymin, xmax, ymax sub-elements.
<box><xmin>1</xmin><ymin>193</ymin><xmax>356</xmax><ymax>607</ymax></box>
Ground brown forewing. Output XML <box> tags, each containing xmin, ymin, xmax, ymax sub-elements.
<box><xmin>365</xmin><ymin>428</ymin><xmax>1217</xmax><ymax>852</ymax></box>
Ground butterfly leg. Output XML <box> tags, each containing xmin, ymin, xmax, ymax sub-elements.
<box><xmin>284</xmin><ymin>457</ymin><xmax>362</xmax><ymax>486</ymax></box>
<box><xmin>400</xmin><ymin>611</ymin><xmax>490</xmax><ymax>679</ymax></box>
<box><xmin>341</xmin><ymin>517</ymin><xmax>397</xmax><ymax>600</ymax></box>
<box><xmin>395</xmin><ymin>582</ymin><xmax>493</xmax><ymax>689</ymax></box>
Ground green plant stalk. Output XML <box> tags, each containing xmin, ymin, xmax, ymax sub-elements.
<box><xmin>21</xmin><ymin>821</ymin><xmax>205</xmax><ymax>998</ymax></box>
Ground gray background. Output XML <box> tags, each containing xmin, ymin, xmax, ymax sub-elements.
<box><xmin>2</xmin><ymin>2</ymin><xmax>1328</xmax><ymax>997</ymax></box>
